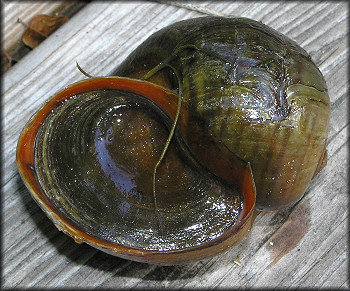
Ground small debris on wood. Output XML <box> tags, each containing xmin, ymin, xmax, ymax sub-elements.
<box><xmin>234</xmin><ymin>255</ymin><xmax>242</xmax><ymax>266</ymax></box>
<box><xmin>21</xmin><ymin>14</ymin><xmax>68</xmax><ymax>48</ymax></box>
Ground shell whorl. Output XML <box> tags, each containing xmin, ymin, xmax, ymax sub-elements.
<box><xmin>114</xmin><ymin>16</ymin><xmax>330</xmax><ymax>210</ymax></box>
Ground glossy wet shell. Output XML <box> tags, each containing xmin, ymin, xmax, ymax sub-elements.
<box><xmin>114</xmin><ymin>16</ymin><xmax>331</xmax><ymax>210</ymax></box>
<box><xmin>17</xmin><ymin>78</ymin><xmax>256</xmax><ymax>264</ymax></box>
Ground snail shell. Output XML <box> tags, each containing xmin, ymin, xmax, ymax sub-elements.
<box><xmin>114</xmin><ymin>16</ymin><xmax>330</xmax><ymax>210</ymax></box>
<box><xmin>17</xmin><ymin>16</ymin><xmax>330</xmax><ymax>264</ymax></box>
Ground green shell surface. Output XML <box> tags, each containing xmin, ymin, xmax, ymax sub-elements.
<box><xmin>114</xmin><ymin>16</ymin><xmax>330</xmax><ymax>210</ymax></box>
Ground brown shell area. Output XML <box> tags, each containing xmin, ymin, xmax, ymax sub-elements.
<box><xmin>17</xmin><ymin>77</ymin><xmax>256</xmax><ymax>264</ymax></box>
<box><xmin>114</xmin><ymin>16</ymin><xmax>331</xmax><ymax>210</ymax></box>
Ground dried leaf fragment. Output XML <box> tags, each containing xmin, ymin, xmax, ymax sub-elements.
<box><xmin>22</xmin><ymin>14</ymin><xmax>68</xmax><ymax>48</ymax></box>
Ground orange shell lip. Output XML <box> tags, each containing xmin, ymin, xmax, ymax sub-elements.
<box><xmin>16</xmin><ymin>77</ymin><xmax>256</xmax><ymax>265</ymax></box>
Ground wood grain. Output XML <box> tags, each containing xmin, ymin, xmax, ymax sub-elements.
<box><xmin>2</xmin><ymin>1</ymin><xmax>86</xmax><ymax>72</ymax></box>
<box><xmin>2</xmin><ymin>1</ymin><xmax>348</xmax><ymax>288</ymax></box>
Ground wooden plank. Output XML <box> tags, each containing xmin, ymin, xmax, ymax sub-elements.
<box><xmin>2</xmin><ymin>1</ymin><xmax>86</xmax><ymax>72</ymax></box>
<box><xmin>2</xmin><ymin>1</ymin><xmax>348</xmax><ymax>289</ymax></box>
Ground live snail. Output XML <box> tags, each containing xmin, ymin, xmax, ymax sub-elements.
<box><xmin>17</xmin><ymin>16</ymin><xmax>330</xmax><ymax>265</ymax></box>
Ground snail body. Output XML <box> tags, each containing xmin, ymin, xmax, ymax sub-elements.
<box><xmin>17</xmin><ymin>16</ymin><xmax>330</xmax><ymax>264</ymax></box>
<box><xmin>114</xmin><ymin>16</ymin><xmax>330</xmax><ymax>210</ymax></box>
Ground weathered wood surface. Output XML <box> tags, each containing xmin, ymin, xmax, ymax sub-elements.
<box><xmin>3</xmin><ymin>1</ymin><xmax>349</xmax><ymax>288</ymax></box>
<box><xmin>2</xmin><ymin>1</ymin><xmax>86</xmax><ymax>72</ymax></box>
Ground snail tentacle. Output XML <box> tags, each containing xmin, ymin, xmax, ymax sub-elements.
<box><xmin>142</xmin><ymin>60</ymin><xmax>184</xmax><ymax>232</ymax></box>
<box><xmin>76</xmin><ymin>61</ymin><xmax>94</xmax><ymax>78</ymax></box>
<box><xmin>152</xmin><ymin>66</ymin><xmax>182</xmax><ymax>232</ymax></box>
